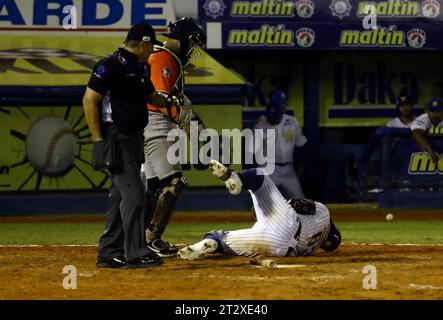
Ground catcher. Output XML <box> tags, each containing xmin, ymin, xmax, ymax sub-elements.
<box><xmin>143</xmin><ymin>17</ymin><xmax>206</xmax><ymax>257</ymax></box>
<box><xmin>178</xmin><ymin>160</ymin><xmax>341</xmax><ymax>260</ymax></box>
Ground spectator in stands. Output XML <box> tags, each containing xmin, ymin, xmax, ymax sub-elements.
<box><xmin>411</xmin><ymin>98</ymin><xmax>443</xmax><ymax>163</ymax></box>
<box><xmin>386</xmin><ymin>93</ymin><xmax>416</xmax><ymax>128</ymax></box>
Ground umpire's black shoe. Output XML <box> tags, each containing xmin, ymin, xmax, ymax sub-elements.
<box><xmin>147</xmin><ymin>239</ymin><xmax>179</xmax><ymax>258</ymax></box>
<box><xmin>96</xmin><ymin>256</ymin><xmax>127</xmax><ymax>269</ymax></box>
<box><xmin>126</xmin><ymin>251</ymin><xmax>163</xmax><ymax>269</ymax></box>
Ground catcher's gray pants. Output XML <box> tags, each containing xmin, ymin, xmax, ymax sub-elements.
<box><xmin>143</xmin><ymin>112</ymin><xmax>181</xmax><ymax>180</ymax></box>
<box><xmin>98</xmin><ymin>132</ymin><xmax>150</xmax><ymax>261</ymax></box>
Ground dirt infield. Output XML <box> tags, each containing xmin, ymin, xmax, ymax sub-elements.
<box><xmin>0</xmin><ymin>244</ymin><xmax>442</xmax><ymax>300</ymax></box>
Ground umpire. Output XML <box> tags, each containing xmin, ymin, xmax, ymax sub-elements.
<box><xmin>83</xmin><ymin>22</ymin><xmax>164</xmax><ymax>269</ymax></box>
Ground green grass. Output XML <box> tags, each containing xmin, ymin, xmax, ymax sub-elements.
<box><xmin>0</xmin><ymin>221</ymin><xmax>442</xmax><ymax>245</ymax></box>
<box><xmin>337</xmin><ymin>221</ymin><xmax>443</xmax><ymax>244</ymax></box>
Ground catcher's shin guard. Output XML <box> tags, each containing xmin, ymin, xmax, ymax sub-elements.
<box><xmin>146</xmin><ymin>173</ymin><xmax>188</xmax><ymax>242</ymax></box>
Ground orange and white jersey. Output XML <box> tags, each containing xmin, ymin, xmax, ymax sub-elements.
<box><xmin>147</xmin><ymin>46</ymin><xmax>184</xmax><ymax>122</ymax></box>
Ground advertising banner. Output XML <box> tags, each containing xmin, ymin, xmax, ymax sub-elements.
<box><xmin>318</xmin><ymin>52</ymin><xmax>442</xmax><ymax>127</ymax></box>
<box><xmin>0</xmin><ymin>105</ymin><xmax>243</xmax><ymax>191</ymax></box>
<box><xmin>391</xmin><ymin>137</ymin><xmax>443</xmax><ymax>187</ymax></box>
<box><xmin>0</xmin><ymin>35</ymin><xmax>245</xmax><ymax>87</ymax></box>
<box><xmin>218</xmin><ymin>21</ymin><xmax>441</xmax><ymax>49</ymax></box>
<box><xmin>199</xmin><ymin>0</ymin><xmax>443</xmax><ymax>22</ymax></box>
<box><xmin>0</xmin><ymin>0</ymin><xmax>176</xmax><ymax>32</ymax></box>
<box><xmin>201</xmin><ymin>0</ymin><xmax>443</xmax><ymax>49</ymax></box>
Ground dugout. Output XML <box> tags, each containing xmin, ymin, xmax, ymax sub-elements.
<box><xmin>210</xmin><ymin>49</ymin><xmax>443</xmax><ymax>207</ymax></box>
<box><xmin>199</xmin><ymin>0</ymin><xmax>443</xmax><ymax>208</ymax></box>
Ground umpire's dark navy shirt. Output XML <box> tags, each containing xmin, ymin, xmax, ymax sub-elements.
<box><xmin>87</xmin><ymin>48</ymin><xmax>154</xmax><ymax>134</ymax></box>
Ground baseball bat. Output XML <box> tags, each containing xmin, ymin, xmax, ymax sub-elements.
<box><xmin>250</xmin><ymin>258</ymin><xmax>277</xmax><ymax>269</ymax></box>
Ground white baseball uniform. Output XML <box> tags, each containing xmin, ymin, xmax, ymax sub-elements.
<box><xmin>218</xmin><ymin>170</ymin><xmax>330</xmax><ymax>258</ymax></box>
<box><xmin>386</xmin><ymin>116</ymin><xmax>416</xmax><ymax>128</ymax></box>
<box><xmin>253</xmin><ymin>114</ymin><xmax>307</xmax><ymax>199</ymax></box>
<box><xmin>410</xmin><ymin>113</ymin><xmax>443</xmax><ymax>131</ymax></box>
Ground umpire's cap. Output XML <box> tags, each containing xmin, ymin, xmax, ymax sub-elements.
<box><xmin>428</xmin><ymin>98</ymin><xmax>443</xmax><ymax>112</ymax></box>
<box><xmin>163</xmin><ymin>17</ymin><xmax>206</xmax><ymax>48</ymax></box>
<box><xmin>126</xmin><ymin>22</ymin><xmax>163</xmax><ymax>45</ymax></box>
<box><xmin>320</xmin><ymin>220</ymin><xmax>341</xmax><ymax>252</ymax></box>
<box><xmin>396</xmin><ymin>93</ymin><xmax>414</xmax><ymax>107</ymax></box>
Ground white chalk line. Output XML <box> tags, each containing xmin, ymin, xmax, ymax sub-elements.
<box><xmin>409</xmin><ymin>284</ymin><xmax>443</xmax><ymax>290</ymax></box>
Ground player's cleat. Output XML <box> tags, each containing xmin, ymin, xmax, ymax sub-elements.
<box><xmin>96</xmin><ymin>256</ymin><xmax>127</xmax><ymax>269</ymax></box>
<box><xmin>177</xmin><ymin>239</ymin><xmax>218</xmax><ymax>260</ymax></box>
<box><xmin>126</xmin><ymin>251</ymin><xmax>163</xmax><ymax>269</ymax></box>
<box><xmin>147</xmin><ymin>238</ymin><xmax>179</xmax><ymax>258</ymax></box>
<box><xmin>209</xmin><ymin>159</ymin><xmax>242</xmax><ymax>195</ymax></box>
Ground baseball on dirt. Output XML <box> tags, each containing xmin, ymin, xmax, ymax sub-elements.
<box><xmin>26</xmin><ymin>116</ymin><xmax>77</xmax><ymax>177</ymax></box>
<box><xmin>386</xmin><ymin>213</ymin><xmax>394</xmax><ymax>221</ymax></box>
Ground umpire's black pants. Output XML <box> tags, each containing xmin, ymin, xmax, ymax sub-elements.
<box><xmin>98</xmin><ymin>131</ymin><xmax>149</xmax><ymax>261</ymax></box>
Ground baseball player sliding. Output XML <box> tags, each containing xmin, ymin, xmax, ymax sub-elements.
<box><xmin>178</xmin><ymin>160</ymin><xmax>341</xmax><ymax>260</ymax></box>
<box><xmin>143</xmin><ymin>17</ymin><xmax>206</xmax><ymax>257</ymax></box>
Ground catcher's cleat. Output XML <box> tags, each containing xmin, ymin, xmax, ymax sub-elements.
<box><xmin>177</xmin><ymin>239</ymin><xmax>218</xmax><ymax>260</ymax></box>
<box><xmin>209</xmin><ymin>160</ymin><xmax>242</xmax><ymax>195</ymax></box>
<box><xmin>147</xmin><ymin>238</ymin><xmax>179</xmax><ymax>258</ymax></box>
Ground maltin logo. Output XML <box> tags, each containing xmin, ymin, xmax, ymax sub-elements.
<box><xmin>330</xmin><ymin>0</ymin><xmax>352</xmax><ymax>19</ymax></box>
<box><xmin>407</xmin><ymin>28</ymin><xmax>426</xmax><ymax>48</ymax></box>
<box><xmin>295</xmin><ymin>0</ymin><xmax>315</xmax><ymax>18</ymax></box>
<box><xmin>296</xmin><ymin>27</ymin><xmax>315</xmax><ymax>47</ymax></box>
<box><xmin>203</xmin><ymin>0</ymin><xmax>227</xmax><ymax>19</ymax></box>
<box><xmin>422</xmin><ymin>0</ymin><xmax>440</xmax><ymax>18</ymax></box>
<box><xmin>409</xmin><ymin>152</ymin><xmax>443</xmax><ymax>174</ymax></box>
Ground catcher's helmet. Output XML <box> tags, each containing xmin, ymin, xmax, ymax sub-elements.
<box><xmin>320</xmin><ymin>220</ymin><xmax>341</xmax><ymax>252</ymax></box>
<box><xmin>163</xmin><ymin>17</ymin><xmax>206</xmax><ymax>65</ymax></box>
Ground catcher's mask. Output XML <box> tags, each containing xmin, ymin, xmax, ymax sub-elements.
<box><xmin>163</xmin><ymin>17</ymin><xmax>206</xmax><ymax>66</ymax></box>
<box><xmin>320</xmin><ymin>220</ymin><xmax>341</xmax><ymax>252</ymax></box>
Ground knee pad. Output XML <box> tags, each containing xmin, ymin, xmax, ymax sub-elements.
<box><xmin>159</xmin><ymin>173</ymin><xmax>188</xmax><ymax>197</ymax></box>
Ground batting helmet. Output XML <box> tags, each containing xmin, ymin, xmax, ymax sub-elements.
<box><xmin>320</xmin><ymin>220</ymin><xmax>341</xmax><ymax>252</ymax></box>
<box><xmin>163</xmin><ymin>17</ymin><xmax>206</xmax><ymax>65</ymax></box>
